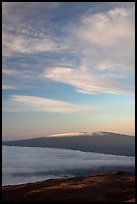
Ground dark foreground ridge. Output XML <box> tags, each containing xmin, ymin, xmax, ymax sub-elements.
<box><xmin>2</xmin><ymin>171</ymin><xmax>135</xmax><ymax>202</ymax></box>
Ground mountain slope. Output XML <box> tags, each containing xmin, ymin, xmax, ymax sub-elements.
<box><xmin>3</xmin><ymin>132</ymin><xmax>135</xmax><ymax>156</ymax></box>
<box><xmin>2</xmin><ymin>171</ymin><xmax>135</xmax><ymax>202</ymax></box>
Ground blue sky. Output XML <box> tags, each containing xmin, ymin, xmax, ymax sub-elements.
<box><xmin>2</xmin><ymin>2</ymin><xmax>135</xmax><ymax>139</ymax></box>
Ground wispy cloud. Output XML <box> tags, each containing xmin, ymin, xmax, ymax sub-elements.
<box><xmin>2</xmin><ymin>66</ymin><xmax>40</xmax><ymax>79</ymax></box>
<box><xmin>2</xmin><ymin>3</ymin><xmax>134</xmax><ymax>95</ymax></box>
<box><xmin>2</xmin><ymin>85</ymin><xmax>18</xmax><ymax>90</ymax></box>
<box><xmin>3</xmin><ymin>3</ymin><xmax>135</xmax><ymax>94</ymax></box>
<box><xmin>73</xmin><ymin>7</ymin><xmax>135</xmax><ymax>74</ymax></box>
<box><xmin>2</xmin><ymin>3</ymin><xmax>135</xmax><ymax>138</ymax></box>
<box><xmin>2</xmin><ymin>2</ymin><xmax>61</xmax><ymax>56</ymax></box>
<box><xmin>2</xmin><ymin>68</ymin><xmax>19</xmax><ymax>76</ymax></box>
<box><xmin>3</xmin><ymin>95</ymin><xmax>98</xmax><ymax>113</ymax></box>
<box><xmin>43</xmin><ymin>6</ymin><xmax>134</xmax><ymax>95</ymax></box>
<box><xmin>44</xmin><ymin>65</ymin><xmax>134</xmax><ymax>95</ymax></box>
<box><xmin>2</xmin><ymin>32</ymin><xmax>58</xmax><ymax>56</ymax></box>
<box><xmin>75</xmin><ymin>7</ymin><xmax>134</xmax><ymax>47</ymax></box>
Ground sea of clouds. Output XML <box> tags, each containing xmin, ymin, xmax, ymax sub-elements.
<box><xmin>2</xmin><ymin>146</ymin><xmax>135</xmax><ymax>186</ymax></box>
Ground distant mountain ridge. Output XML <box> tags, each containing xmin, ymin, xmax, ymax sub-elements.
<box><xmin>2</xmin><ymin>131</ymin><xmax>135</xmax><ymax>156</ymax></box>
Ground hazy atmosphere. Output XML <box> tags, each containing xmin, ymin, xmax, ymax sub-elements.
<box><xmin>2</xmin><ymin>2</ymin><xmax>135</xmax><ymax>140</ymax></box>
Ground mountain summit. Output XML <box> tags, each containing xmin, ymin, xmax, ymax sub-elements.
<box><xmin>3</xmin><ymin>132</ymin><xmax>135</xmax><ymax>156</ymax></box>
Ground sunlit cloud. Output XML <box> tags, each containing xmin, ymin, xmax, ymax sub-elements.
<box><xmin>2</xmin><ymin>32</ymin><xmax>58</xmax><ymax>56</ymax></box>
<box><xmin>43</xmin><ymin>6</ymin><xmax>134</xmax><ymax>95</ymax></box>
<box><xmin>2</xmin><ymin>3</ymin><xmax>134</xmax><ymax>95</ymax></box>
<box><xmin>2</xmin><ymin>2</ymin><xmax>135</xmax><ymax>138</ymax></box>
<box><xmin>44</xmin><ymin>65</ymin><xmax>134</xmax><ymax>95</ymax></box>
<box><xmin>3</xmin><ymin>95</ymin><xmax>99</xmax><ymax>113</ymax></box>
<box><xmin>74</xmin><ymin>7</ymin><xmax>135</xmax><ymax>75</ymax></box>
<box><xmin>75</xmin><ymin>7</ymin><xmax>134</xmax><ymax>47</ymax></box>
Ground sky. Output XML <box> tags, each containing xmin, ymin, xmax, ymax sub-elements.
<box><xmin>2</xmin><ymin>2</ymin><xmax>135</xmax><ymax>140</ymax></box>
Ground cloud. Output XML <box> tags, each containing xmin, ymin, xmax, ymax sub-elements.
<box><xmin>43</xmin><ymin>6</ymin><xmax>134</xmax><ymax>95</ymax></box>
<box><xmin>3</xmin><ymin>95</ymin><xmax>98</xmax><ymax>113</ymax></box>
<box><xmin>75</xmin><ymin>7</ymin><xmax>134</xmax><ymax>46</ymax></box>
<box><xmin>2</xmin><ymin>2</ymin><xmax>61</xmax><ymax>56</ymax></box>
<box><xmin>2</xmin><ymin>68</ymin><xmax>20</xmax><ymax>76</ymax></box>
<box><xmin>2</xmin><ymin>32</ymin><xmax>58</xmax><ymax>56</ymax></box>
<box><xmin>74</xmin><ymin>7</ymin><xmax>135</xmax><ymax>74</ymax></box>
<box><xmin>2</xmin><ymin>66</ymin><xmax>36</xmax><ymax>90</ymax></box>
<box><xmin>2</xmin><ymin>3</ymin><xmax>135</xmax><ymax>96</ymax></box>
<box><xmin>2</xmin><ymin>146</ymin><xmax>135</xmax><ymax>185</ymax></box>
<box><xmin>2</xmin><ymin>85</ymin><xmax>18</xmax><ymax>90</ymax></box>
<box><xmin>44</xmin><ymin>65</ymin><xmax>134</xmax><ymax>95</ymax></box>
<box><xmin>2</xmin><ymin>66</ymin><xmax>40</xmax><ymax>79</ymax></box>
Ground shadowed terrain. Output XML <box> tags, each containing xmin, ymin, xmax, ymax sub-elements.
<box><xmin>2</xmin><ymin>132</ymin><xmax>135</xmax><ymax>156</ymax></box>
<box><xmin>2</xmin><ymin>171</ymin><xmax>135</xmax><ymax>202</ymax></box>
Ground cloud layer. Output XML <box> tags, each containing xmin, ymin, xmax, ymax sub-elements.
<box><xmin>44</xmin><ymin>64</ymin><xmax>134</xmax><ymax>95</ymax></box>
<box><xmin>44</xmin><ymin>6</ymin><xmax>134</xmax><ymax>95</ymax></box>
<box><xmin>2</xmin><ymin>2</ymin><xmax>135</xmax><ymax>95</ymax></box>
<box><xmin>3</xmin><ymin>95</ymin><xmax>98</xmax><ymax>113</ymax></box>
<box><xmin>2</xmin><ymin>3</ymin><xmax>135</xmax><ymax>138</ymax></box>
<box><xmin>2</xmin><ymin>146</ymin><xmax>135</xmax><ymax>185</ymax></box>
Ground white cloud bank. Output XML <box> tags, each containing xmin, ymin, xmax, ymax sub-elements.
<box><xmin>2</xmin><ymin>146</ymin><xmax>135</xmax><ymax>185</ymax></box>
